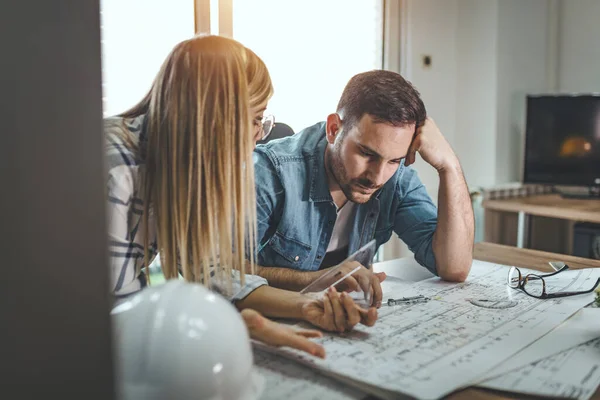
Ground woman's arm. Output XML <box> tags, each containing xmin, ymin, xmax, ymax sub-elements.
<box><xmin>236</xmin><ymin>285</ymin><xmax>378</xmax><ymax>333</ymax></box>
<box><xmin>241</xmin><ymin>309</ymin><xmax>326</xmax><ymax>358</ymax></box>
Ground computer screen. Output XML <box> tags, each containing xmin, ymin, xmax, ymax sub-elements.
<box><xmin>524</xmin><ymin>95</ymin><xmax>600</xmax><ymax>187</ymax></box>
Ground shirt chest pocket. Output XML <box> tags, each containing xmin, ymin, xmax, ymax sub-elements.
<box><xmin>264</xmin><ymin>231</ymin><xmax>313</xmax><ymax>270</ymax></box>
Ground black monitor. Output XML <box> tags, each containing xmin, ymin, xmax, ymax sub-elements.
<box><xmin>524</xmin><ymin>95</ymin><xmax>600</xmax><ymax>188</ymax></box>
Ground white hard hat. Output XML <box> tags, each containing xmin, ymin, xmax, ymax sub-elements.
<box><xmin>111</xmin><ymin>280</ymin><xmax>264</xmax><ymax>400</ymax></box>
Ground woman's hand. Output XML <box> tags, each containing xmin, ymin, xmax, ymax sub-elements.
<box><xmin>241</xmin><ymin>309</ymin><xmax>326</xmax><ymax>358</ymax></box>
<box><xmin>301</xmin><ymin>287</ymin><xmax>378</xmax><ymax>333</ymax></box>
<box><xmin>331</xmin><ymin>260</ymin><xmax>387</xmax><ymax>308</ymax></box>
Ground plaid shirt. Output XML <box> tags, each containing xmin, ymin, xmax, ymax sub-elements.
<box><xmin>104</xmin><ymin>114</ymin><xmax>267</xmax><ymax>301</ymax></box>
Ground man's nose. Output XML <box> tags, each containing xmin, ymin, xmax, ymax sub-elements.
<box><xmin>368</xmin><ymin>160</ymin><xmax>387</xmax><ymax>187</ymax></box>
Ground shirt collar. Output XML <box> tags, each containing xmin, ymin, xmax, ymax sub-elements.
<box><xmin>308</xmin><ymin>126</ymin><xmax>334</xmax><ymax>203</ymax></box>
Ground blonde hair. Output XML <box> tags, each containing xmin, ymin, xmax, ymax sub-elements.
<box><xmin>120</xmin><ymin>35</ymin><xmax>273</xmax><ymax>289</ymax></box>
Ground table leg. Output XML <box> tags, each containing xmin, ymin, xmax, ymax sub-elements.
<box><xmin>517</xmin><ymin>211</ymin><xmax>527</xmax><ymax>248</ymax></box>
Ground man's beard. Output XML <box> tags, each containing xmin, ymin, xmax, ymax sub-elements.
<box><xmin>328</xmin><ymin>145</ymin><xmax>379</xmax><ymax>204</ymax></box>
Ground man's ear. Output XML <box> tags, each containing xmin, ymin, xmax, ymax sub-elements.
<box><xmin>325</xmin><ymin>113</ymin><xmax>343</xmax><ymax>145</ymax></box>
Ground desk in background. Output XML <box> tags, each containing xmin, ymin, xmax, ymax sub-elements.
<box><xmin>482</xmin><ymin>194</ymin><xmax>600</xmax><ymax>249</ymax></box>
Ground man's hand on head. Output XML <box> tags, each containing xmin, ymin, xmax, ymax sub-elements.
<box><xmin>405</xmin><ymin>117</ymin><xmax>460</xmax><ymax>173</ymax></box>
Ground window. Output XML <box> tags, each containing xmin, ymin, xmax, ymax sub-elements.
<box><xmin>232</xmin><ymin>0</ymin><xmax>384</xmax><ymax>132</ymax></box>
<box><xmin>100</xmin><ymin>0</ymin><xmax>195</xmax><ymax>116</ymax></box>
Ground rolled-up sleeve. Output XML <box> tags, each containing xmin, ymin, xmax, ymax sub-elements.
<box><xmin>149</xmin><ymin>256</ymin><xmax>269</xmax><ymax>303</ymax></box>
<box><xmin>225</xmin><ymin>271</ymin><xmax>268</xmax><ymax>303</ymax></box>
<box><xmin>393</xmin><ymin>166</ymin><xmax>439</xmax><ymax>275</ymax></box>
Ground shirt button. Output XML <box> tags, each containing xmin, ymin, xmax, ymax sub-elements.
<box><xmin>369</xmin><ymin>213</ymin><xmax>375</xmax><ymax>218</ymax></box>
<box><xmin>294</xmin><ymin>256</ymin><xmax>300</xmax><ymax>261</ymax></box>
<box><xmin>317</xmin><ymin>255</ymin><xmax>322</xmax><ymax>260</ymax></box>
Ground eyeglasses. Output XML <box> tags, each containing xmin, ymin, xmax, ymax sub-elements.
<box><xmin>254</xmin><ymin>114</ymin><xmax>275</xmax><ymax>141</ymax></box>
<box><xmin>507</xmin><ymin>264</ymin><xmax>600</xmax><ymax>299</ymax></box>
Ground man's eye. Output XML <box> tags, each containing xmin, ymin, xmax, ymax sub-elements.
<box><xmin>361</xmin><ymin>150</ymin><xmax>375</xmax><ymax>157</ymax></box>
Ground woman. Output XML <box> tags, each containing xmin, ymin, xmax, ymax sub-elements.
<box><xmin>105</xmin><ymin>35</ymin><xmax>377</xmax><ymax>356</ymax></box>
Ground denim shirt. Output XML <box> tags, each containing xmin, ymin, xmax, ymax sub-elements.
<box><xmin>254</xmin><ymin>122</ymin><xmax>439</xmax><ymax>275</ymax></box>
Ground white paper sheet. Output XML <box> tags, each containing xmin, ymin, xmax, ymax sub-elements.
<box><xmin>253</xmin><ymin>348</ymin><xmax>366</xmax><ymax>400</ymax></box>
<box><xmin>479</xmin><ymin>337</ymin><xmax>600</xmax><ymax>399</ymax></box>
<box><xmin>260</xmin><ymin>261</ymin><xmax>600</xmax><ymax>400</ymax></box>
<box><xmin>477</xmin><ymin>308</ymin><xmax>600</xmax><ymax>382</ymax></box>
<box><xmin>372</xmin><ymin>256</ymin><xmax>435</xmax><ymax>282</ymax></box>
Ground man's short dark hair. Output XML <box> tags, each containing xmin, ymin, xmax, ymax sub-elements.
<box><xmin>336</xmin><ymin>70</ymin><xmax>427</xmax><ymax>130</ymax></box>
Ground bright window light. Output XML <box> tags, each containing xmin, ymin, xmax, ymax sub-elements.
<box><xmin>100</xmin><ymin>0</ymin><xmax>195</xmax><ymax>117</ymax></box>
<box><xmin>233</xmin><ymin>0</ymin><xmax>383</xmax><ymax>132</ymax></box>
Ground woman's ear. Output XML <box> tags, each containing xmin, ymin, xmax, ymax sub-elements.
<box><xmin>325</xmin><ymin>113</ymin><xmax>343</xmax><ymax>145</ymax></box>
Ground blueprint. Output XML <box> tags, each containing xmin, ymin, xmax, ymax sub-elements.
<box><xmin>261</xmin><ymin>261</ymin><xmax>600</xmax><ymax>400</ymax></box>
<box><xmin>480</xmin><ymin>337</ymin><xmax>600</xmax><ymax>399</ymax></box>
<box><xmin>477</xmin><ymin>308</ymin><xmax>600</xmax><ymax>382</ymax></box>
<box><xmin>253</xmin><ymin>348</ymin><xmax>365</xmax><ymax>400</ymax></box>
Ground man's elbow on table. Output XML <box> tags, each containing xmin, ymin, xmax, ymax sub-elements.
<box><xmin>436</xmin><ymin>257</ymin><xmax>472</xmax><ymax>282</ymax></box>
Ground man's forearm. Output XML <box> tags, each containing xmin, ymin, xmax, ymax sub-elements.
<box><xmin>235</xmin><ymin>285</ymin><xmax>310</xmax><ymax>319</ymax></box>
<box><xmin>432</xmin><ymin>162</ymin><xmax>474</xmax><ymax>282</ymax></box>
<box><xmin>250</xmin><ymin>264</ymin><xmax>323</xmax><ymax>291</ymax></box>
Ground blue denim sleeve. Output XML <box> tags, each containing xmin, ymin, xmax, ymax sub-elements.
<box><xmin>253</xmin><ymin>150</ymin><xmax>284</xmax><ymax>255</ymax></box>
<box><xmin>394</xmin><ymin>166</ymin><xmax>439</xmax><ymax>275</ymax></box>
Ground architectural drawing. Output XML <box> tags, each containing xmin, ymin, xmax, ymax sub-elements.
<box><xmin>261</xmin><ymin>261</ymin><xmax>600</xmax><ymax>400</ymax></box>
<box><xmin>253</xmin><ymin>348</ymin><xmax>365</xmax><ymax>400</ymax></box>
<box><xmin>480</xmin><ymin>337</ymin><xmax>600</xmax><ymax>400</ymax></box>
<box><xmin>476</xmin><ymin>307</ymin><xmax>600</xmax><ymax>383</ymax></box>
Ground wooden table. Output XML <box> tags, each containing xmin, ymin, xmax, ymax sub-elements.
<box><xmin>444</xmin><ymin>242</ymin><xmax>600</xmax><ymax>400</ymax></box>
<box><xmin>482</xmin><ymin>194</ymin><xmax>600</xmax><ymax>248</ymax></box>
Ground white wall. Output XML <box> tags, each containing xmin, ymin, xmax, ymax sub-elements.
<box><xmin>383</xmin><ymin>0</ymin><xmax>600</xmax><ymax>261</ymax></box>
<box><xmin>405</xmin><ymin>0</ymin><xmax>458</xmax><ymax>203</ymax></box>
<box><xmin>382</xmin><ymin>0</ymin><xmax>553</xmax><ymax>260</ymax></box>
<box><xmin>453</xmin><ymin>0</ymin><xmax>499</xmax><ymax>189</ymax></box>
<box><xmin>402</xmin><ymin>0</ymin><xmax>552</xmax><ymax>191</ymax></box>
<box><xmin>495</xmin><ymin>0</ymin><xmax>553</xmax><ymax>184</ymax></box>
<box><xmin>558</xmin><ymin>0</ymin><xmax>600</xmax><ymax>92</ymax></box>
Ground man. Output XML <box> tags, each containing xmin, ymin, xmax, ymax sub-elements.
<box><xmin>253</xmin><ymin>70</ymin><xmax>474</xmax><ymax>308</ymax></box>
